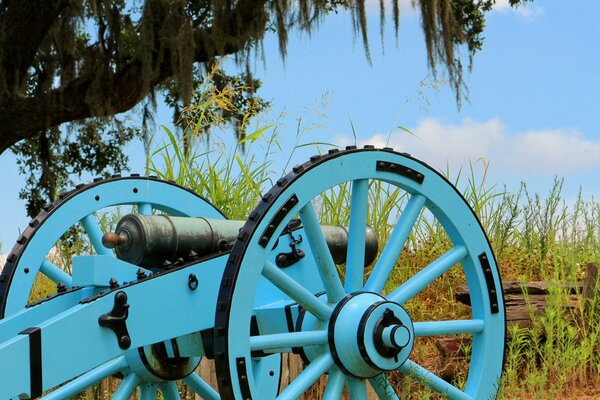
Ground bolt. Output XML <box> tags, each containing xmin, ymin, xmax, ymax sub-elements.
<box><xmin>136</xmin><ymin>268</ymin><xmax>147</xmax><ymax>280</ymax></box>
<box><xmin>276</xmin><ymin>254</ymin><xmax>288</xmax><ymax>267</ymax></box>
<box><xmin>188</xmin><ymin>274</ymin><xmax>199</xmax><ymax>291</ymax></box>
<box><xmin>57</xmin><ymin>282</ymin><xmax>67</xmax><ymax>293</ymax></box>
<box><xmin>119</xmin><ymin>336</ymin><xmax>131</xmax><ymax>349</ymax></box>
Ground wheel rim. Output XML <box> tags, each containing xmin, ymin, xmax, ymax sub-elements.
<box><xmin>0</xmin><ymin>176</ymin><xmax>226</xmax><ymax>399</ymax></box>
<box><xmin>215</xmin><ymin>147</ymin><xmax>505</xmax><ymax>399</ymax></box>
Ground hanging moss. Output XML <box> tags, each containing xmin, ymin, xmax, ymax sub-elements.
<box><xmin>0</xmin><ymin>0</ymin><xmax>528</xmax><ymax>155</ymax></box>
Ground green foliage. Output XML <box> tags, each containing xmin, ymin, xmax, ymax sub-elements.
<box><xmin>27</xmin><ymin>115</ymin><xmax>594</xmax><ymax>398</ymax></box>
<box><xmin>4</xmin><ymin>0</ymin><xmax>534</xmax><ymax>217</ymax></box>
<box><xmin>144</xmin><ymin>113</ymin><xmax>599</xmax><ymax>397</ymax></box>
<box><xmin>13</xmin><ymin>63</ymin><xmax>269</xmax><ymax>218</ymax></box>
<box><xmin>147</xmin><ymin>124</ymin><xmax>275</xmax><ymax>219</ymax></box>
<box><xmin>163</xmin><ymin>63</ymin><xmax>270</xmax><ymax>149</ymax></box>
<box><xmin>23</xmin><ymin>103</ymin><xmax>595</xmax><ymax>397</ymax></box>
<box><xmin>12</xmin><ymin>120</ymin><xmax>140</xmax><ymax>217</ymax></box>
<box><xmin>1</xmin><ymin>0</ymin><xmax>534</xmax><ymax>155</ymax></box>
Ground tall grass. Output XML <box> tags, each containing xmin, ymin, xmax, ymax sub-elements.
<box><xmin>18</xmin><ymin>118</ymin><xmax>599</xmax><ymax>398</ymax></box>
<box><xmin>146</xmin><ymin>125</ymin><xmax>275</xmax><ymax>219</ymax></box>
<box><xmin>18</xmin><ymin>73</ymin><xmax>599</xmax><ymax>397</ymax></box>
<box><xmin>143</xmin><ymin>121</ymin><xmax>600</xmax><ymax>398</ymax></box>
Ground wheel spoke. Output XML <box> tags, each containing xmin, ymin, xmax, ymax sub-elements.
<box><xmin>399</xmin><ymin>360</ymin><xmax>472</xmax><ymax>400</ymax></box>
<box><xmin>140</xmin><ymin>383</ymin><xmax>159</xmax><ymax>400</ymax></box>
<box><xmin>138</xmin><ymin>202</ymin><xmax>153</xmax><ymax>215</ymax></box>
<box><xmin>322</xmin><ymin>366</ymin><xmax>346</xmax><ymax>399</ymax></box>
<box><xmin>299</xmin><ymin>202</ymin><xmax>346</xmax><ymax>303</ymax></box>
<box><xmin>263</xmin><ymin>261</ymin><xmax>332</xmax><ymax>321</ymax></box>
<box><xmin>364</xmin><ymin>194</ymin><xmax>426</xmax><ymax>293</ymax></box>
<box><xmin>250</xmin><ymin>330</ymin><xmax>328</xmax><ymax>352</ymax></box>
<box><xmin>112</xmin><ymin>373</ymin><xmax>141</xmax><ymax>400</ymax></box>
<box><xmin>39</xmin><ymin>356</ymin><xmax>127</xmax><ymax>400</ymax></box>
<box><xmin>160</xmin><ymin>381</ymin><xmax>182</xmax><ymax>400</ymax></box>
<box><xmin>184</xmin><ymin>372</ymin><xmax>220</xmax><ymax>400</ymax></box>
<box><xmin>40</xmin><ymin>259</ymin><xmax>73</xmax><ymax>287</ymax></box>
<box><xmin>347</xmin><ymin>377</ymin><xmax>367</xmax><ymax>400</ymax></box>
<box><xmin>388</xmin><ymin>245</ymin><xmax>468</xmax><ymax>305</ymax></box>
<box><xmin>81</xmin><ymin>213</ymin><xmax>112</xmax><ymax>256</ymax></box>
<box><xmin>345</xmin><ymin>179</ymin><xmax>369</xmax><ymax>292</ymax></box>
<box><xmin>277</xmin><ymin>352</ymin><xmax>333</xmax><ymax>399</ymax></box>
<box><xmin>414</xmin><ymin>319</ymin><xmax>485</xmax><ymax>337</ymax></box>
<box><xmin>369</xmin><ymin>373</ymin><xmax>399</xmax><ymax>400</ymax></box>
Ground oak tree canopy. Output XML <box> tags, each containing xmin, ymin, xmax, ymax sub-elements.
<box><xmin>0</xmin><ymin>0</ymin><xmax>526</xmax><ymax>215</ymax></box>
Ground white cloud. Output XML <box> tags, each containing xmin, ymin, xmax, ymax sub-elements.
<box><xmin>493</xmin><ymin>0</ymin><xmax>543</xmax><ymax>18</ymax></box>
<box><xmin>365</xmin><ymin>1</ymin><xmax>542</xmax><ymax>19</ymax></box>
<box><xmin>493</xmin><ymin>0</ymin><xmax>515</xmax><ymax>10</ymax></box>
<box><xmin>338</xmin><ymin>118</ymin><xmax>600</xmax><ymax>176</ymax></box>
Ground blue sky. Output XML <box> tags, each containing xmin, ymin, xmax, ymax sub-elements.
<box><xmin>1</xmin><ymin>0</ymin><xmax>599</xmax><ymax>248</ymax></box>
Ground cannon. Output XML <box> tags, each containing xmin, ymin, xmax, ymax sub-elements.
<box><xmin>0</xmin><ymin>147</ymin><xmax>505</xmax><ymax>399</ymax></box>
<box><xmin>101</xmin><ymin>213</ymin><xmax>379</xmax><ymax>268</ymax></box>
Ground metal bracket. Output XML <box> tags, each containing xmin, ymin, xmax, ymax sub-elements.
<box><xmin>376</xmin><ymin>160</ymin><xmax>424</xmax><ymax>184</ymax></box>
<box><xmin>258</xmin><ymin>194</ymin><xmax>299</xmax><ymax>247</ymax></box>
<box><xmin>275</xmin><ymin>229</ymin><xmax>305</xmax><ymax>268</ymax></box>
<box><xmin>373</xmin><ymin>308</ymin><xmax>402</xmax><ymax>361</ymax></box>
<box><xmin>98</xmin><ymin>291</ymin><xmax>131</xmax><ymax>349</ymax></box>
<box><xmin>479</xmin><ymin>252</ymin><xmax>500</xmax><ymax>314</ymax></box>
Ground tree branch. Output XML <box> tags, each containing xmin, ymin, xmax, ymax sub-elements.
<box><xmin>0</xmin><ymin>0</ymin><xmax>268</xmax><ymax>155</ymax></box>
<box><xmin>0</xmin><ymin>0</ymin><xmax>72</xmax><ymax>94</ymax></box>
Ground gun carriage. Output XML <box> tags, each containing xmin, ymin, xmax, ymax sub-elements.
<box><xmin>0</xmin><ymin>147</ymin><xmax>505</xmax><ymax>399</ymax></box>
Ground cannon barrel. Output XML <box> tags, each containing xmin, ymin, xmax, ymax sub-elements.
<box><xmin>102</xmin><ymin>214</ymin><xmax>378</xmax><ymax>268</ymax></box>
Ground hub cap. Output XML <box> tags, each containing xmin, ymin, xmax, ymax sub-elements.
<box><xmin>328</xmin><ymin>292</ymin><xmax>414</xmax><ymax>378</ymax></box>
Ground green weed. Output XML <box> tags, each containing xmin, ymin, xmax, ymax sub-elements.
<box><xmin>13</xmin><ymin>76</ymin><xmax>600</xmax><ymax>398</ymax></box>
<box><xmin>141</xmin><ymin>124</ymin><xmax>600</xmax><ymax>398</ymax></box>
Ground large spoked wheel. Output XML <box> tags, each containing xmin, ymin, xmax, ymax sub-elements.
<box><xmin>0</xmin><ymin>175</ymin><xmax>225</xmax><ymax>317</ymax></box>
<box><xmin>0</xmin><ymin>176</ymin><xmax>225</xmax><ymax>399</ymax></box>
<box><xmin>215</xmin><ymin>147</ymin><xmax>505</xmax><ymax>399</ymax></box>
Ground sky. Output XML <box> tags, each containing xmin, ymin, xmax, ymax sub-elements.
<box><xmin>1</xmin><ymin>0</ymin><xmax>599</xmax><ymax>249</ymax></box>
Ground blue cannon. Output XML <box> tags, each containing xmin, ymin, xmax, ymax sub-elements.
<box><xmin>0</xmin><ymin>147</ymin><xmax>505</xmax><ymax>399</ymax></box>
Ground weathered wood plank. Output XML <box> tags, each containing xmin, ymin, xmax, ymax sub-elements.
<box><xmin>438</xmin><ymin>263</ymin><xmax>598</xmax><ymax>383</ymax></box>
<box><xmin>455</xmin><ymin>280</ymin><xmax>584</xmax><ymax>306</ymax></box>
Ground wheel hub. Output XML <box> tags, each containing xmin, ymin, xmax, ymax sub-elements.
<box><xmin>328</xmin><ymin>292</ymin><xmax>414</xmax><ymax>378</ymax></box>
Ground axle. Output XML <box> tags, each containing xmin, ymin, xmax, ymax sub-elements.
<box><xmin>102</xmin><ymin>214</ymin><xmax>379</xmax><ymax>268</ymax></box>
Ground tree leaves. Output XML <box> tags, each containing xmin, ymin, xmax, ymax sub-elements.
<box><xmin>12</xmin><ymin>119</ymin><xmax>141</xmax><ymax>217</ymax></box>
